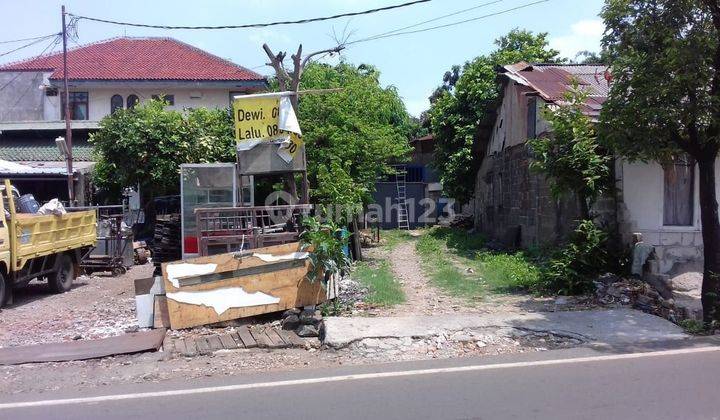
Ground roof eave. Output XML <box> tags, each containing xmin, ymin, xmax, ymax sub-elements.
<box><xmin>47</xmin><ymin>78</ymin><xmax>268</xmax><ymax>89</ymax></box>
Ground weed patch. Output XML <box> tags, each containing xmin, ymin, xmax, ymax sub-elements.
<box><xmin>476</xmin><ymin>252</ymin><xmax>541</xmax><ymax>292</ymax></box>
<box><xmin>382</xmin><ymin>229</ymin><xmax>413</xmax><ymax>251</ymax></box>
<box><xmin>352</xmin><ymin>260</ymin><xmax>406</xmax><ymax>307</ymax></box>
<box><xmin>416</xmin><ymin>232</ymin><xmax>485</xmax><ymax>300</ymax></box>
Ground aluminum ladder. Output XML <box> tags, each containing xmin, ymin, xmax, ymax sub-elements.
<box><xmin>394</xmin><ymin>165</ymin><xmax>410</xmax><ymax>230</ymax></box>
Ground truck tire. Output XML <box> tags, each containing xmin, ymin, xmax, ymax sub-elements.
<box><xmin>0</xmin><ymin>272</ymin><xmax>6</xmax><ymax>308</ymax></box>
<box><xmin>48</xmin><ymin>254</ymin><xmax>74</xmax><ymax>293</ymax></box>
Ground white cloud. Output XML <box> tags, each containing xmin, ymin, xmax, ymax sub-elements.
<box><xmin>550</xmin><ymin>19</ymin><xmax>604</xmax><ymax>60</ymax></box>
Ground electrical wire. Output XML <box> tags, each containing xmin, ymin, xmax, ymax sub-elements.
<box><xmin>0</xmin><ymin>34</ymin><xmax>61</xmax><ymax>58</ymax></box>
<box><xmin>357</xmin><ymin>0</ymin><xmax>505</xmax><ymax>42</ymax></box>
<box><xmin>0</xmin><ymin>33</ymin><xmax>62</xmax><ymax>45</ymax></box>
<box><xmin>67</xmin><ymin>0</ymin><xmax>431</xmax><ymax>30</ymax></box>
<box><xmin>348</xmin><ymin>0</ymin><xmax>549</xmax><ymax>45</ymax></box>
<box><xmin>0</xmin><ymin>35</ymin><xmax>62</xmax><ymax>94</ymax></box>
<box><xmin>10</xmin><ymin>36</ymin><xmax>62</xmax><ymax>109</ymax></box>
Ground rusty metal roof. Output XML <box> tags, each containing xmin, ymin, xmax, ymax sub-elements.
<box><xmin>500</xmin><ymin>63</ymin><xmax>610</xmax><ymax>119</ymax></box>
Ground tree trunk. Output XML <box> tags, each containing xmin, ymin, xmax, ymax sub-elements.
<box><xmin>697</xmin><ymin>156</ymin><xmax>720</xmax><ymax>324</ymax></box>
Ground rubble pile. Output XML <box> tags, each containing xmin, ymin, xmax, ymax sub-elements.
<box><xmin>281</xmin><ymin>308</ymin><xmax>323</xmax><ymax>337</ymax></box>
<box><xmin>593</xmin><ymin>273</ymin><xmax>683</xmax><ymax>322</ymax></box>
<box><xmin>345</xmin><ymin>327</ymin><xmax>584</xmax><ymax>361</ymax></box>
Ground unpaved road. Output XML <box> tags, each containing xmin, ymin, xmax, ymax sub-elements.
<box><xmin>0</xmin><ymin>265</ymin><xmax>150</xmax><ymax>347</ymax></box>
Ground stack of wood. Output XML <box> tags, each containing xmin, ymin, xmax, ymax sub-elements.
<box><xmin>152</xmin><ymin>214</ymin><xmax>181</xmax><ymax>270</ymax></box>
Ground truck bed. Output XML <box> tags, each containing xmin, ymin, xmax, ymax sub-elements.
<box><xmin>13</xmin><ymin>210</ymin><xmax>97</xmax><ymax>270</ymax></box>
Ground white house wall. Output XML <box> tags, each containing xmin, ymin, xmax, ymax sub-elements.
<box><xmin>618</xmin><ymin>159</ymin><xmax>717</xmax><ymax>274</ymax></box>
<box><xmin>42</xmin><ymin>87</ymin><xmax>237</xmax><ymax>121</ymax></box>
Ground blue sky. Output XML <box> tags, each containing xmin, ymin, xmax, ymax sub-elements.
<box><xmin>0</xmin><ymin>0</ymin><xmax>606</xmax><ymax>116</ymax></box>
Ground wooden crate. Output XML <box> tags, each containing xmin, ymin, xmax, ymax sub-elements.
<box><xmin>161</xmin><ymin>242</ymin><xmax>326</xmax><ymax>329</ymax></box>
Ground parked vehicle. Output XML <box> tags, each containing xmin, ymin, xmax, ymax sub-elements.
<box><xmin>0</xmin><ymin>180</ymin><xmax>97</xmax><ymax>307</ymax></box>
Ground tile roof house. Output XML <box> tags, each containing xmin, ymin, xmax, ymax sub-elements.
<box><xmin>0</xmin><ymin>37</ymin><xmax>267</xmax><ymax>204</ymax></box>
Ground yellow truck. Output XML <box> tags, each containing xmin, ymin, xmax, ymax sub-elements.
<box><xmin>0</xmin><ymin>180</ymin><xmax>96</xmax><ymax>307</ymax></box>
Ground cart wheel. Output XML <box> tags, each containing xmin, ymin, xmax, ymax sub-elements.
<box><xmin>112</xmin><ymin>267</ymin><xmax>126</xmax><ymax>277</ymax></box>
<box><xmin>49</xmin><ymin>254</ymin><xmax>74</xmax><ymax>293</ymax></box>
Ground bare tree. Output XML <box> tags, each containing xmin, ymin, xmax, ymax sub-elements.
<box><xmin>262</xmin><ymin>43</ymin><xmax>345</xmax><ymax>112</ymax></box>
<box><xmin>261</xmin><ymin>43</ymin><xmax>345</xmax><ymax>202</ymax></box>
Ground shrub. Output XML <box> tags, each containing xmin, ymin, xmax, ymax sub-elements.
<box><xmin>536</xmin><ymin>220</ymin><xmax>609</xmax><ymax>295</ymax></box>
<box><xmin>299</xmin><ymin>216</ymin><xmax>351</xmax><ymax>283</ymax></box>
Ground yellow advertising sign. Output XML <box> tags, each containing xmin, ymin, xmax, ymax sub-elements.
<box><xmin>233</xmin><ymin>93</ymin><xmax>304</xmax><ymax>162</ymax></box>
<box><xmin>233</xmin><ymin>96</ymin><xmax>281</xmax><ymax>142</ymax></box>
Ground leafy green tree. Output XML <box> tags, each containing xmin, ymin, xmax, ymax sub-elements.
<box><xmin>528</xmin><ymin>82</ymin><xmax>611</xmax><ymax>219</ymax></box>
<box><xmin>313</xmin><ymin>160</ymin><xmax>365</xmax><ymax>223</ymax></box>
<box><xmin>90</xmin><ymin>100</ymin><xmax>234</xmax><ymax>200</ymax></box>
<box><xmin>428</xmin><ymin>29</ymin><xmax>562</xmax><ymax>203</ymax></box>
<box><xmin>297</xmin><ymin>62</ymin><xmax>412</xmax><ymax>202</ymax></box>
<box><xmin>600</xmin><ymin>0</ymin><xmax>720</xmax><ymax>324</ymax></box>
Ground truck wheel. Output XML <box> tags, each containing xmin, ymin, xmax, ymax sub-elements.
<box><xmin>48</xmin><ymin>254</ymin><xmax>74</xmax><ymax>293</ymax></box>
<box><xmin>0</xmin><ymin>272</ymin><xmax>6</xmax><ymax>308</ymax></box>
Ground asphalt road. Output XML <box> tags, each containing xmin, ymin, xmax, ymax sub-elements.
<box><xmin>2</xmin><ymin>339</ymin><xmax>719</xmax><ymax>420</ymax></box>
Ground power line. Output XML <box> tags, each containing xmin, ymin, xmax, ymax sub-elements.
<box><xmin>0</xmin><ymin>35</ymin><xmax>62</xmax><ymax>94</ymax></box>
<box><xmin>0</xmin><ymin>33</ymin><xmax>62</xmax><ymax>45</ymax></box>
<box><xmin>0</xmin><ymin>34</ymin><xmax>60</xmax><ymax>58</ymax></box>
<box><xmin>10</xmin><ymin>36</ymin><xmax>62</xmax><ymax>110</ymax></box>
<box><xmin>67</xmin><ymin>0</ymin><xmax>431</xmax><ymax>30</ymax></box>
<box><xmin>359</xmin><ymin>0</ymin><xmax>505</xmax><ymax>41</ymax></box>
<box><xmin>349</xmin><ymin>0</ymin><xmax>549</xmax><ymax>45</ymax></box>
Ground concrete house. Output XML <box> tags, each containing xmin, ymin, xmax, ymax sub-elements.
<box><xmin>0</xmin><ymin>37</ymin><xmax>267</xmax><ymax>203</ymax></box>
<box><xmin>475</xmin><ymin>62</ymin><xmax>708</xmax><ymax>280</ymax></box>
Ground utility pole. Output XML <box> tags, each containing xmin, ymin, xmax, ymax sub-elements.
<box><xmin>61</xmin><ymin>5</ymin><xmax>74</xmax><ymax>203</ymax></box>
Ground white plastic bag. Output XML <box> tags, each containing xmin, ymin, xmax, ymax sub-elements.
<box><xmin>37</xmin><ymin>198</ymin><xmax>67</xmax><ymax>216</ymax></box>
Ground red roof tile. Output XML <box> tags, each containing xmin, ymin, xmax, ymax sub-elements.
<box><xmin>0</xmin><ymin>37</ymin><xmax>265</xmax><ymax>82</ymax></box>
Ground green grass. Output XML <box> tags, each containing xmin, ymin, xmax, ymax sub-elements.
<box><xmin>416</xmin><ymin>227</ymin><xmax>542</xmax><ymax>300</ymax></box>
<box><xmin>475</xmin><ymin>251</ymin><xmax>540</xmax><ymax>292</ymax></box>
<box><xmin>416</xmin><ymin>231</ymin><xmax>486</xmax><ymax>300</ymax></box>
<box><xmin>352</xmin><ymin>260</ymin><xmax>406</xmax><ymax>307</ymax></box>
<box><xmin>381</xmin><ymin>229</ymin><xmax>413</xmax><ymax>251</ymax></box>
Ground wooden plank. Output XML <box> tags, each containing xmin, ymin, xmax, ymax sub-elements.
<box><xmin>177</xmin><ymin>259</ymin><xmax>306</xmax><ymax>287</ymax></box>
<box><xmin>0</xmin><ymin>329</ymin><xmax>167</xmax><ymax>365</ymax></box>
<box><xmin>276</xmin><ymin>329</ymin><xmax>306</xmax><ymax>348</ymax></box>
<box><xmin>173</xmin><ymin>338</ymin><xmax>187</xmax><ymax>355</ymax></box>
<box><xmin>153</xmin><ymin>296</ymin><xmax>171</xmax><ymax>329</ymax></box>
<box><xmin>184</xmin><ymin>338</ymin><xmax>198</xmax><ymax>356</ymax></box>
<box><xmin>235</xmin><ymin>327</ymin><xmax>257</xmax><ymax>348</ymax></box>
<box><xmin>229</xmin><ymin>332</ymin><xmax>245</xmax><ymax>348</ymax></box>
<box><xmin>195</xmin><ymin>338</ymin><xmax>212</xmax><ymax>355</ymax></box>
<box><xmin>218</xmin><ymin>334</ymin><xmax>238</xmax><ymax>349</ymax></box>
<box><xmin>207</xmin><ymin>336</ymin><xmax>224</xmax><ymax>351</ymax></box>
<box><xmin>249</xmin><ymin>328</ymin><xmax>273</xmax><ymax>348</ymax></box>
<box><xmin>265</xmin><ymin>328</ymin><xmax>290</xmax><ymax>348</ymax></box>
<box><xmin>162</xmin><ymin>242</ymin><xmax>327</xmax><ymax>329</ymax></box>
<box><xmin>162</xmin><ymin>335</ymin><xmax>175</xmax><ymax>354</ymax></box>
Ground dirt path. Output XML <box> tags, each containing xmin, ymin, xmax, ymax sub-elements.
<box><xmin>380</xmin><ymin>239</ymin><xmax>479</xmax><ymax>316</ymax></box>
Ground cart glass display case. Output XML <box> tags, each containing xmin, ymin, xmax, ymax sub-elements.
<box><xmin>180</xmin><ymin>164</ymin><xmax>253</xmax><ymax>258</ymax></box>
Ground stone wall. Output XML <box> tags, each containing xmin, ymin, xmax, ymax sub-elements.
<box><xmin>474</xmin><ymin>143</ymin><xmax>581</xmax><ymax>247</ymax></box>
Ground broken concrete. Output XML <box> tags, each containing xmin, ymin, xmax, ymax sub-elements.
<box><xmin>322</xmin><ymin>309</ymin><xmax>687</xmax><ymax>348</ymax></box>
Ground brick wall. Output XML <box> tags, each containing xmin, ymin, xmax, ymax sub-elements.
<box><xmin>475</xmin><ymin>143</ymin><xmax>582</xmax><ymax>247</ymax></box>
